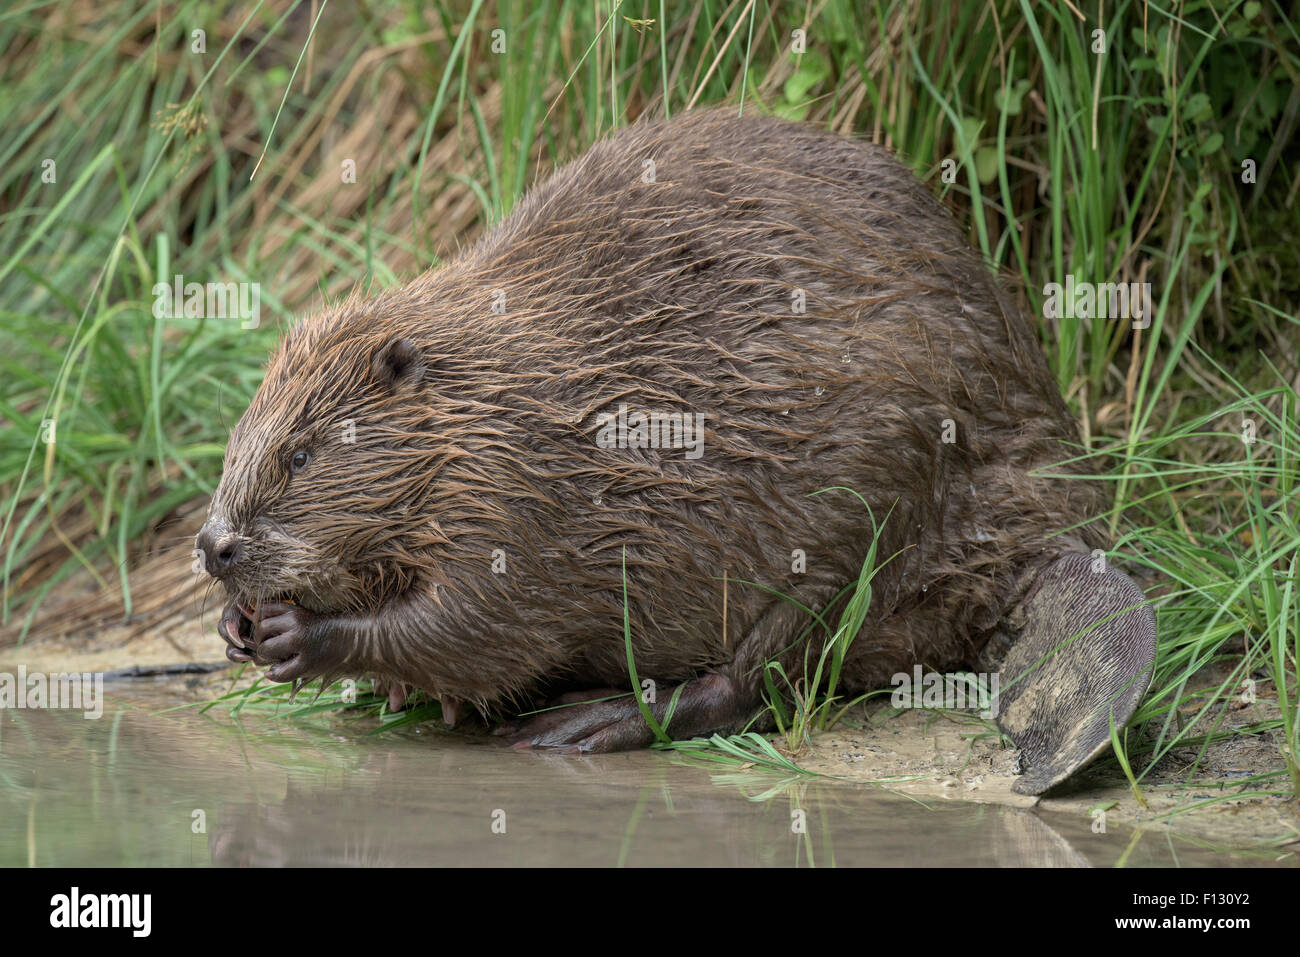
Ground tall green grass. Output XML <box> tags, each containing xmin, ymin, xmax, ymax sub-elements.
<box><xmin>1</xmin><ymin>0</ymin><xmax>1296</xmax><ymax>792</ymax></box>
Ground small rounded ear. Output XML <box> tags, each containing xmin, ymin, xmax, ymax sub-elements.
<box><xmin>371</xmin><ymin>337</ymin><xmax>424</xmax><ymax>392</ymax></box>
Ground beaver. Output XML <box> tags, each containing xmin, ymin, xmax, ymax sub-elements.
<box><xmin>197</xmin><ymin>109</ymin><xmax>1156</xmax><ymax>794</ymax></box>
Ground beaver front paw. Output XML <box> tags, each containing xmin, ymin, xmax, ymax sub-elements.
<box><xmin>247</xmin><ymin>600</ymin><xmax>343</xmax><ymax>684</ymax></box>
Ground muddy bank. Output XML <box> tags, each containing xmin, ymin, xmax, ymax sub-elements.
<box><xmin>796</xmin><ymin>702</ymin><xmax>1297</xmax><ymax>856</ymax></box>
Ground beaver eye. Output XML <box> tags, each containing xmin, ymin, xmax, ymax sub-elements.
<box><xmin>290</xmin><ymin>449</ymin><xmax>310</xmax><ymax>474</ymax></box>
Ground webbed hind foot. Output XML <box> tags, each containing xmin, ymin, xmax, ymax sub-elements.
<box><xmin>499</xmin><ymin>672</ymin><xmax>740</xmax><ymax>753</ymax></box>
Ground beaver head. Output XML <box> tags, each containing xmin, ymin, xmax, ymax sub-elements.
<box><xmin>196</xmin><ymin>302</ymin><xmax>466</xmax><ymax>616</ymax></box>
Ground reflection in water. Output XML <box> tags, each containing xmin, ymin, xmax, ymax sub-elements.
<box><xmin>0</xmin><ymin>688</ymin><xmax>1283</xmax><ymax>867</ymax></box>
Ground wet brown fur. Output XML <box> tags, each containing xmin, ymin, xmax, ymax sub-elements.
<box><xmin>207</xmin><ymin>109</ymin><xmax>1107</xmax><ymax>718</ymax></box>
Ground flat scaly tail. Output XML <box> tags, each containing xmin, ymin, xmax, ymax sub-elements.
<box><xmin>992</xmin><ymin>552</ymin><xmax>1157</xmax><ymax>796</ymax></box>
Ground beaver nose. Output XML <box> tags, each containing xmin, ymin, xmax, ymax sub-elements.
<box><xmin>196</xmin><ymin>526</ymin><xmax>243</xmax><ymax>577</ymax></box>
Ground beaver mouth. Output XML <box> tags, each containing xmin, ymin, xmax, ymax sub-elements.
<box><xmin>236</xmin><ymin>591</ymin><xmax>315</xmax><ymax>615</ymax></box>
<box><xmin>226</xmin><ymin>566</ymin><xmax>353</xmax><ymax>616</ymax></box>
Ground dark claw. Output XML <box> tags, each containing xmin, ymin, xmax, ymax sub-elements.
<box><xmin>267</xmin><ymin>655</ymin><xmax>310</xmax><ymax>683</ymax></box>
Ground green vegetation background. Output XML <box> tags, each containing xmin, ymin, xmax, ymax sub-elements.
<box><xmin>1</xmin><ymin>0</ymin><xmax>1297</xmax><ymax>795</ymax></box>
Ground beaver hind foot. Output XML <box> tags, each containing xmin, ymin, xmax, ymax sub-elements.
<box><xmin>497</xmin><ymin>673</ymin><xmax>741</xmax><ymax>752</ymax></box>
<box><xmin>991</xmin><ymin>553</ymin><xmax>1157</xmax><ymax>795</ymax></box>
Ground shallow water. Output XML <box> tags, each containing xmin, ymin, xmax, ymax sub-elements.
<box><xmin>0</xmin><ymin>686</ymin><xmax>1286</xmax><ymax>867</ymax></box>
